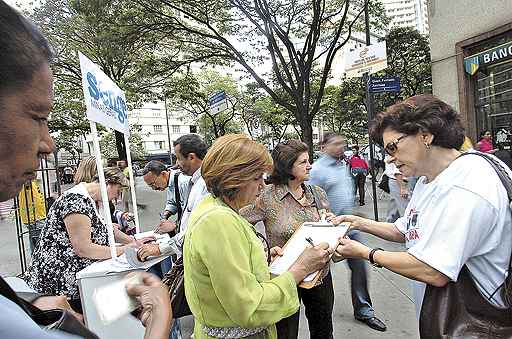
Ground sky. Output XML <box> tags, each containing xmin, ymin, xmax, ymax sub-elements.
<box><xmin>5</xmin><ymin>0</ymin><xmax>38</xmax><ymax>11</ymax></box>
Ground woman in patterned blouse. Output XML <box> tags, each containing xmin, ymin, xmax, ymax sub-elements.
<box><xmin>23</xmin><ymin>167</ymin><xmax>138</xmax><ymax>310</ymax></box>
<box><xmin>241</xmin><ymin>140</ymin><xmax>335</xmax><ymax>339</ymax></box>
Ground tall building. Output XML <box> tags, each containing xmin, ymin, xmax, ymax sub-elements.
<box><xmin>380</xmin><ymin>0</ymin><xmax>429</xmax><ymax>35</ymax></box>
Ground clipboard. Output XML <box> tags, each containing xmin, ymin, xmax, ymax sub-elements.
<box><xmin>269</xmin><ymin>221</ymin><xmax>351</xmax><ymax>289</ymax></box>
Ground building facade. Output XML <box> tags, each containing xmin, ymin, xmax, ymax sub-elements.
<box><xmin>429</xmin><ymin>0</ymin><xmax>512</xmax><ymax>145</ymax></box>
<box><xmin>82</xmin><ymin>101</ymin><xmax>197</xmax><ymax>158</ymax></box>
<box><xmin>380</xmin><ymin>0</ymin><xmax>429</xmax><ymax>35</ymax></box>
<box><xmin>129</xmin><ymin>101</ymin><xmax>196</xmax><ymax>155</ymax></box>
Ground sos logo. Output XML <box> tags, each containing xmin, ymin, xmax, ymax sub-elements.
<box><xmin>87</xmin><ymin>72</ymin><xmax>127</xmax><ymax>124</ymax></box>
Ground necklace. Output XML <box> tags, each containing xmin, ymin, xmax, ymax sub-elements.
<box><xmin>294</xmin><ymin>188</ymin><xmax>305</xmax><ymax>201</ymax></box>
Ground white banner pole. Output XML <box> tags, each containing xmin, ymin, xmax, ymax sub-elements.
<box><xmin>90</xmin><ymin>121</ymin><xmax>117</xmax><ymax>259</ymax></box>
<box><xmin>123</xmin><ymin>134</ymin><xmax>141</xmax><ymax>233</ymax></box>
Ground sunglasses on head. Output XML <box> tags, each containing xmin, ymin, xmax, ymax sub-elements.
<box><xmin>384</xmin><ymin>135</ymin><xmax>407</xmax><ymax>156</ymax></box>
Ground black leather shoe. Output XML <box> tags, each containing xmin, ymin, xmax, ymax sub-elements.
<box><xmin>356</xmin><ymin>316</ymin><xmax>387</xmax><ymax>332</ymax></box>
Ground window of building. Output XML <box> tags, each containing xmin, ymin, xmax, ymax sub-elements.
<box><xmin>154</xmin><ymin>125</ymin><xmax>163</xmax><ymax>133</ymax></box>
<box><xmin>152</xmin><ymin>111</ymin><xmax>161</xmax><ymax>117</ymax></box>
<box><xmin>172</xmin><ymin>125</ymin><xmax>180</xmax><ymax>133</ymax></box>
<box><xmin>467</xmin><ymin>31</ymin><xmax>512</xmax><ymax>147</ymax></box>
<box><xmin>154</xmin><ymin>141</ymin><xmax>165</xmax><ymax>149</ymax></box>
<box><xmin>190</xmin><ymin>125</ymin><xmax>197</xmax><ymax>133</ymax></box>
<box><xmin>313</xmin><ymin>133</ymin><xmax>319</xmax><ymax>140</ymax></box>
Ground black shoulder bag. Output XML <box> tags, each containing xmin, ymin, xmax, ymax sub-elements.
<box><xmin>420</xmin><ymin>151</ymin><xmax>512</xmax><ymax>338</ymax></box>
<box><xmin>0</xmin><ymin>277</ymin><xmax>99</xmax><ymax>338</ymax></box>
<box><xmin>173</xmin><ymin>172</ymin><xmax>183</xmax><ymax>227</ymax></box>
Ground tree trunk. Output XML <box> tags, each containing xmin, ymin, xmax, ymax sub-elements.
<box><xmin>115</xmin><ymin>130</ymin><xmax>127</xmax><ymax>160</ymax></box>
<box><xmin>301</xmin><ymin>121</ymin><xmax>314</xmax><ymax>161</ymax></box>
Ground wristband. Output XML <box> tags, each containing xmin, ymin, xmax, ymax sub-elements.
<box><xmin>369</xmin><ymin>247</ymin><xmax>384</xmax><ymax>268</ymax></box>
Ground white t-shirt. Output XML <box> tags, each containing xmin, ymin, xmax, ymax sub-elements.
<box><xmin>394</xmin><ymin>153</ymin><xmax>512</xmax><ymax>316</ymax></box>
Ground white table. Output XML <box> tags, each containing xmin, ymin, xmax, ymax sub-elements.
<box><xmin>77</xmin><ymin>254</ymin><xmax>168</xmax><ymax>339</ymax></box>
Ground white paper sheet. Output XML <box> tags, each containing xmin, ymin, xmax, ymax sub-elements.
<box><xmin>269</xmin><ymin>223</ymin><xmax>350</xmax><ymax>282</ymax></box>
<box><xmin>134</xmin><ymin>230</ymin><xmax>170</xmax><ymax>244</ymax></box>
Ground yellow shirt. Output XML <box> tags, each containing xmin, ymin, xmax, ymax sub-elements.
<box><xmin>18</xmin><ymin>180</ymin><xmax>46</xmax><ymax>224</ymax></box>
<box><xmin>184</xmin><ymin>195</ymin><xmax>299</xmax><ymax>339</ymax></box>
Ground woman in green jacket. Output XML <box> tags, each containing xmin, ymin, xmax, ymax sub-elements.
<box><xmin>183</xmin><ymin>134</ymin><xmax>333</xmax><ymax>339</ymax></box>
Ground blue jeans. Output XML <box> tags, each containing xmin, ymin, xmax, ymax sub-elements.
<box><xmin>346</xmin><ymin>230</ymin><xmax>375</xmax><ymax>319</ymax></box>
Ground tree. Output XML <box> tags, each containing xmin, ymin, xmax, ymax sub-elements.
<box><xmin>319</xmin><ymin>81</ymin><xmax>367</xmax><ymax>143</ymax></box>
<box><xmin>318</xmin><ymin>27</ymin><xmax>432</xmax><ymax>143</ymax></box>
<box><xmin>375</xmin><ymin>27</ymin><xmax>432</xmax><ymax>112</ymax></box>
<box><xmin>99</xmin><ymin>125</ymin><xmax>147</xmax><ymax>160</ymax></box>
<box><xmin>30</xmin><ymin>0</ymin><xmax>199</xmax><ymax>159</ymax></box>
<box><xmin>125</xmin><ymin>0</ymin><xmax>389</xmax><ymax>157</ymax></box>
<box><xmin>167</xmin><ymin>70</ymin><xmax>243</xmax><ymax>140</ymax></box>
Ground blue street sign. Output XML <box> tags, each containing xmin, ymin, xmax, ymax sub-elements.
<box><xmin>208</xmin><ymin>91</ymin><xmax>226</xmax><ymax>107</ymax></box>
<box><xmin>368</xmin><ymin>76</ymin><xmax>400</xmax><ymax>94</ymax></box>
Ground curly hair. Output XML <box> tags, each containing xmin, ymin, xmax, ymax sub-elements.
<box><xmin>201</xmin><ymin>134</ymin><xmax>272</xmax><ymax>202</ymax></box>
<box><xmin>369</xmin><ymin>94</ymin><xmax>465</xmax><ymax>150</ymax></box>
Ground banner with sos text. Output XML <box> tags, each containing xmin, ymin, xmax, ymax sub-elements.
<box><xmin>79</xmin><ymin>52</ymin><xmax>130</xmax><ymax>135</ymax></box>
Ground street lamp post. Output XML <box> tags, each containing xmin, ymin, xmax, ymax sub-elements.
<box><xmin>364</xmin><ymin>1</ymin><xmax>379</xmax><ymax>221</ymax></box>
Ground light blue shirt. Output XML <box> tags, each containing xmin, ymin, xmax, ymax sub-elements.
<box><xmin>308</xmin><ymin>154</ymin><xmax>355</xmax><ymax>215</ymax></box>
<box><xmin>0</xmin><ymin>295</ymin><xmax>77</xmax><ymax>339</ymax></box>
<box><xmin>165</xmin><ymin>170</ymin><xmax>191</xmax><ymax>215</ymax></box>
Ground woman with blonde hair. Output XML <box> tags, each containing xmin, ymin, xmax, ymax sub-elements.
<box><xmin>184</xmin><ymin>134</ymin><xmax>333</xmax><ymax>339</ymax></box>
<box><xmin>73</xmin><ymin>156</ymin><xmax>97</xmax><ymax>184</ymax></box>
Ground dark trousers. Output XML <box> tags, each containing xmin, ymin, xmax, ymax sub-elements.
<box><xmin>354</xmin><ymin>173</ymin><xmax>366</xmax><ymax>204</ymax></box>
<box><xmin>346</xmin><ymin>230</ymin><xmax>374</xmax><ymax>319</ymax></box>
<box><xmin>276</xmin><ymin>272</ymin><xmax>334</xmax><ymax>339</ymax></box>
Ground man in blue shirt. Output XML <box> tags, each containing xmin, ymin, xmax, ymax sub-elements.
<box><xmin>309</xmin><ymin>132</ymin><xmax>387</xmax><ymax>332</ymax></box>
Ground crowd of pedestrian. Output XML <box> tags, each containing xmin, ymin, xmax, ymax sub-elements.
<box><xmin>3</xmin><ymin>1</ymin><xmax>512</xmax><ymax>339</ymax></box>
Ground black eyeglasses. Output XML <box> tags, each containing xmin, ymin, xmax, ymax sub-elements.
<box><xmin>384</xmin><ymin>135</ymin><xmax>407</xmax><ymax>156</ymax></box>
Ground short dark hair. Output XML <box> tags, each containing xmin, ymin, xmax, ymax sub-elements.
<box><xmin>0</xmin><ymin>1</ymin><xmax>54</xmax><ymax>97</ymax></box>
<box><xmin>173</xmin><ymin>134</ymin><xmax>208</xmax><ymax>160</ymax></box>
<box><xmin>142</xmin><ymin>160</ymin><xmax>167</xmax><ymax>176</ymax></box>
<box><xmin>269</xmin><ymin>139</ymin><xmax>308</xmax><ymax>185</ymax></box>
<box><xmin>369</xmin><ymin>94</ymin><xmax>464</xmax><ymax>150</ymax></box>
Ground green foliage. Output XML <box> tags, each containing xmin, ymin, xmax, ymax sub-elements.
<box><xmin>166</xmin><ymin>70</ymin><xmax>242</xmax><ymax>139</ymax></box>
<box><xmin>30</xmin><ymin>0</ymin><xmax>187</xmax><ymax>158</ymax></box>
<box><xmin>375</xmin><ymin>26</ymin><xmax>432</xmax><ymax>112</ymax></box>
<box><xmin>319</xmin><ymin>81</ymin><xmax>367</xmax><ymax>143</ymax></box>
<box><xmin>319</xmin><ymin>27</ymin><xmax>432</xmax><ymax>143</ymax></box>
<box><xmin>124</xmin><ymin>0</ymin><xmax>389</xmax><ymax>156</ymax></box>
<box><xmin>99</xmin><ymin>125</ymin><xmax>147</xmax><ymax>160</ymax></box>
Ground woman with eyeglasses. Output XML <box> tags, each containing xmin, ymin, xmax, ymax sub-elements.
<box><xmin>240</xmin><ymin>139</ymin><xmax>335</xmax><ymax>339</ymax></box>
<box><xmin>183</xmin><ymin>134</ymin><xmax>332</xmax><ymax>339</ymax></box>
<box><xmin>328</xmin><ymin>94</ymin><xmax>512</xmax><ymax>337</ymax></box>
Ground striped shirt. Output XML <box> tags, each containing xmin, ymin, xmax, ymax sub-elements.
<box><xmin>308</xmin><ymin>154</ymin><xmax>355</xmax><ymax>215</ymax></box>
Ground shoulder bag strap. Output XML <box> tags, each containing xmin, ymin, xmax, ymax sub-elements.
<box><xmin>174</xmin><ymin>172</ymin><xmax>183</xmax><ymax>231</ymax></box>
<box><xmin>0</xmin><ymin>276</ymin><xmax>43</xmax><ymax>317</ymax></box>
<box><xmin>458</xmin><ymin>152</ymin><xmax>512</xmax><ymax>204</ymax></box>
<box><xmin>305</xmin><ymin>184</ymin><xmax>322</xmax><ymax>210</ymax></box>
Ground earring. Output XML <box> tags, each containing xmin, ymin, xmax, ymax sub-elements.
<box><xmin>424</xmin><ymin>143</ymin><xmax>431</xmax><ymax>150</ymax></box>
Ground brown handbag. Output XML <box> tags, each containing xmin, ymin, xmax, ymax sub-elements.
<box><xmin>420</xmin><ymin>152</ymin><xmax>512</xmax><ymax>338</ymax></box>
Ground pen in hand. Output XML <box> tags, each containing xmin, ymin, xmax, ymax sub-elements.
<box><xmin>305</xmin><ymin>236</ymin><xmax>315</xmax><ymax>247</ymax></box>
